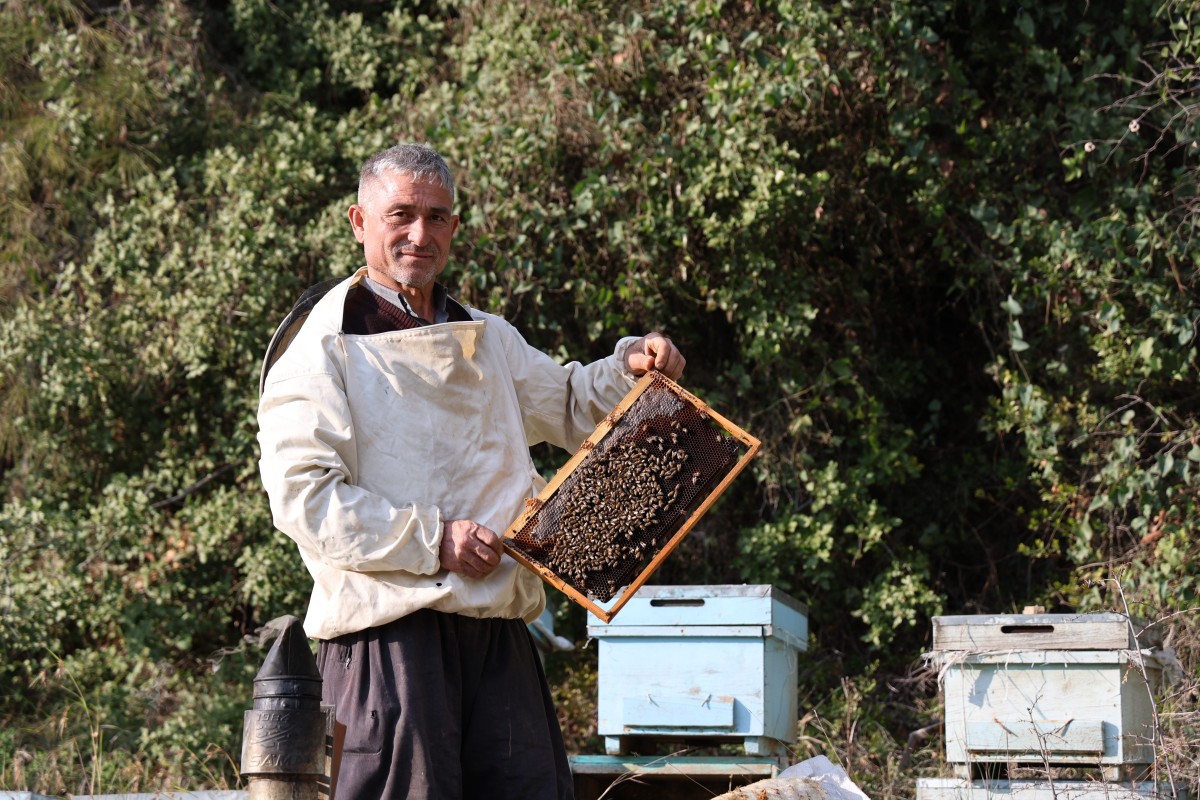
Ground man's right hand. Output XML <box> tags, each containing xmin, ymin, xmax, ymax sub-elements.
<box><xmin>439</xmin><ymin>520</ymin><xmax>504</xmax><ymax>579</ymax></box>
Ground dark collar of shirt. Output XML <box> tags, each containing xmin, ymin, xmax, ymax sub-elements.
<box><xmin>343</xmin><ymin>276</ymin><xmax>472</xmax><ymax>335</ymax></box>
<box><xmin>362</xmin><ymin>275</ymin><xmax>453</xmax><ymax>324</ymax></box>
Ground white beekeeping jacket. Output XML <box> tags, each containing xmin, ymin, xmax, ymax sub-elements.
<box><xmin>258</xmin><ymin>267</ymin><xmax>638</xmax><ymax>639</ymax></box>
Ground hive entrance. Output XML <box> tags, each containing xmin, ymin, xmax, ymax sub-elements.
<box><xmin>503</xmin><ymin>372</ymin><xmax>760</xmax><ymax>622</ymax></box>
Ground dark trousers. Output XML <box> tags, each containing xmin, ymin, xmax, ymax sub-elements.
<box><xmin>317</xmin><ymin>610</ymin><xmax>574</xmax><ymax>800</ymax></box>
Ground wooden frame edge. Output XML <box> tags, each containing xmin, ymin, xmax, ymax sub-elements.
<box><xmin>500</xmin><ymin>371</ymin><xmax>760</xmax><ymax>624</ymax></box>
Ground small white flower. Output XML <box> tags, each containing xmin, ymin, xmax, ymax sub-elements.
<box><xmin>1128</xmin><ymin>120</ymin><xmax>1140</xmax><ymax>133</ymax></box>
<box><xmin>1084</xmin><ymin>142</ymin><xmax>1096</xmax><ymax>153</ymax></box>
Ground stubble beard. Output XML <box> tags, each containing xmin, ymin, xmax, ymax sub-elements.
<box><xmin>382</xmin><ymin>247</ymin><xmax>442</xmax><ymax>290</ymax></box>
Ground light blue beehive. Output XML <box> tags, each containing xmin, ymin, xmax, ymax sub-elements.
<box><xmin>586</xmin><ymin>584</ymin><xmax>808</xmax><ymax>757</ymax></box>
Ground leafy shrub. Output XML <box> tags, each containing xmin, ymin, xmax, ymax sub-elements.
<box><xmin>1</xmin><ymin>0</ymin><xmax>1197</xmax><ymax>794</ymax></box>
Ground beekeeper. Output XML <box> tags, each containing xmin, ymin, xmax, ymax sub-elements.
<box><xmin>256</xmin><ymin>142</ymin><xmax>685</xmax><ymax>800</ymax></box>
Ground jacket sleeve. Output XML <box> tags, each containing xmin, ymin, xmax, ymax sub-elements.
<box><xmin>257</xmin><ymin>364</ymin><xmax>444</xmax><ymax>575</ymax></box>
<box><xmin>494</xmin><ymin>317</ymin><xmax>641</xmax><ymax>451</ymax></box>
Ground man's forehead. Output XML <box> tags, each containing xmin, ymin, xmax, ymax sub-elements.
<box><xmin>365</xmin><ymin>170</ymin><xmax>453</xmax><ymax>208</ymax></box>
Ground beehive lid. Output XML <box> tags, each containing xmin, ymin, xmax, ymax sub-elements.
<box><xmin>586</xmin><ymin>584</ymin><xmax>808</xmax><ymax>651</ymax></box>
<box><xmin>931</xmin><ymin>612</ymin><xmax>1162</xmax><ymax>652</ymax></box>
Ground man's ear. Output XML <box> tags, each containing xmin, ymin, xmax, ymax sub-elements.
<box><xmin>347</xmin><ymin>204</ymin><xmax>367</xmax><ymax>243</ymax></box>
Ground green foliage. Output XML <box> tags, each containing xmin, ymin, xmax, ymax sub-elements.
<box><xmin>968</xmin><ymin>0</ymin><xmax>1200</xmax><ymax>613</ymax></box>
<box><xmin>1</xmin><ymin>0</ymin><xmax>1198</xmax><ymax>793</ymax></box>
<box><xmin>0</xmin><ymin>1</ymin><xmax>211</xmax><ymax>299</ymax></box>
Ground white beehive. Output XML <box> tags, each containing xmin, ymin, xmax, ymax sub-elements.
<box><xmin>930</xmin><ymin>613</ymin><xmax>1163</xmax><ymax>780</ymax></box>
<box><xmin>586</xmin><ymin>584</ymin><xmax>808</xmax><ymax>758</ymax></box>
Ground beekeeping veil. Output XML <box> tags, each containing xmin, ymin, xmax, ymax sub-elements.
<box><xmin>258</xmin><ymin>278</ymin><xmax>342</xmax><ymax>395</ymax></box>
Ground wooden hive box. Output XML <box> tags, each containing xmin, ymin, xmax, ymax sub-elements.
<box><xmin>930</xmin><ymin>613</ymin><xmax>1164</xmax><ymax>779</ymax></box>
<box><xmin>502</xmin><ymin>372</ymin><xmax>760</xmax><ymax>622</ymax></box>
<box><xmin>586</xmin><ymin>584</ymin><xmax>808</xmax><ymax>758</ymax></box>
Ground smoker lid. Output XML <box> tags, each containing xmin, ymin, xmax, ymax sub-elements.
<box><xmin>253</xmin><ymin>615</ymin><xmax>322</xmax><ymax>706</ymax></box>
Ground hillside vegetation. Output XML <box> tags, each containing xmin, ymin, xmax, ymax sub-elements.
<box><xmin>1</xmin><ymin>0</ymin><xmax>1197</xmax><ymax>795</ymax></box>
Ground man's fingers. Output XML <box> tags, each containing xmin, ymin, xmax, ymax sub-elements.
<box><xmin>630</xmin><ymin>353</ymin><xmax>656</xmax><ymax>374</ymax></box>
<box><xmin>457</xmin><ymin>548</ymin><xmax>493</xmax><ymax>578</ymax></box>
<box><xmin>653</xmin><ymin>346</ymin><xmax>683</xmax><ymax>377</ymax></box>
<box><xmin>475</xmin><ymin>542</ymin><xmax>500</xmax><ymax>565</ymax></box>
<box><xmin>643</xmin><ymin>336</ymin><xmax>686</xmax><ymax>380</ymax></box>
<box><xmin>475</xmin><ymin>527</ymin><xmax>503</xmax><ymax>553</ymax></box>
<box><xmin>630</xmin><ymin>350</ymin><xmax>685</xmax><ymax>378</ymax></box>
<box><xmin>441</xmin><ymin>519</ymin><xmax>504</xmax><ymax>577</ymax></box>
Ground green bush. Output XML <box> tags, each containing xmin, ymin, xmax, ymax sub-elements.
<box><xmin>1</xmin><ymin>0</ymin><xmax>1196</xmax><ymax>794</ymax></box>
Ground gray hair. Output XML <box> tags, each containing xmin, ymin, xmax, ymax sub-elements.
<box><xmin>358</xmin><ymin>143</ymin><xmax>456</xmax><ymax>205</ymax></box>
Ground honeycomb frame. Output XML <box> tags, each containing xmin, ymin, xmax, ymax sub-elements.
<box><xmin>502</xmin><ymin>371</ymin><xmax>761</xmax><ymax>623</ymax></box>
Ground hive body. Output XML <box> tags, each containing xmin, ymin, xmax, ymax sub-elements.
<box><xmin>587</xmin><ymin>585</ymin><xmax>808</xmax><ymax>757</ymax></box>
<box><xmin>930</xmin><ymin>613</ymin><xmax>1162</xmax><ymax>778</ymax></box>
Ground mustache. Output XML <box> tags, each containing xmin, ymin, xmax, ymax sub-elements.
<box><xmin>393</xmin><ymin>246</ymin><xmax>437</xmax><ymax>257</ymax></box>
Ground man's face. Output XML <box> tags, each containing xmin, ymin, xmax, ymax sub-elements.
<box><xmin>348</xmin><ymin>170</ymin><xmax>459</xmax><ymax>291</ymax></box>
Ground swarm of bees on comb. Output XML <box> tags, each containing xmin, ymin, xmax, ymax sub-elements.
<box><xmin>504</xmin><ymin>373</ymin><xmax>758</xmax><ymax>618</ymax></box>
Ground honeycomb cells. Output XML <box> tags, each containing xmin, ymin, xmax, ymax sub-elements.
<box><xmin>507</xmin><ymin>375</ymin><xmax>746</xmax><ymax>601</ymax></box>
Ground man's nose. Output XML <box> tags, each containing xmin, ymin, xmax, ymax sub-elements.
<box><xmin>407</xmin><ymin>217</ymin><xmax>430</xmax><ymax>246</ymax></box>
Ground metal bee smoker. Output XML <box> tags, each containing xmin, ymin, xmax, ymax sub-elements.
<box><xmin>241</xmin><ymin>616</ymin><xmax>338</xmax><ymax>799</ymax></box>
<box><xmin>503</xmin><ymin>371</ymin><xmax>761</xmax><ymax>623</ymax></box>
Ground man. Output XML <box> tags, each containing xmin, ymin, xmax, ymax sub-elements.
<box><xmin>256</xmin><ymin>143</ymin><xmax>684</xmax><ymax>800</ymax></box>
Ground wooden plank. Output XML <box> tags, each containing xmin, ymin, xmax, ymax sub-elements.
<box><xmin>916</xmin><ymin>779</ymin><xmax>1178</xmax><ymax>800</ymax></box>
<box><xmin>965</xmin><ymin>719</ymin><xmax>1104</xmax><ymax>755</ymax></box>
<box><xmin>568</xmin><ymin>755</ymin><xmax>778</xmax><ymax>778</ymax></box>
<box><xmin>621</xmin><ymin>694</ymin><xmax>735</xmax><ymax>729</ymax></box>
<box><xmin>940</xmin><ymin>649</ymin><xmax>1147</xmax><ymax>665</ymax></box>
<box><xmin>588</xmin><ymin>624</ymin><xmax>771</xmax><ymax>638</ymax></box>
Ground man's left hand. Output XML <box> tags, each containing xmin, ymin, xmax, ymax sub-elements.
<box><xmin>625</xmin><ymin>332</ymin><xmax>686</xmax><ymax>380</ymax></box>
